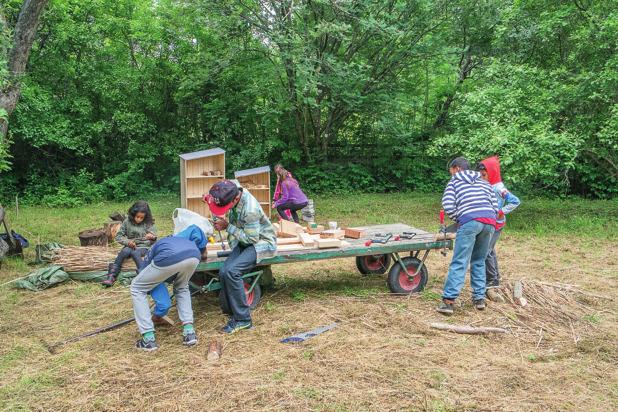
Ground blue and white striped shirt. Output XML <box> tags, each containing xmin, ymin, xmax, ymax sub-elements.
<box><xmin>442</xmin><ymin>170</ymin><xmax>498</xmax><ymax>225</ymax></box>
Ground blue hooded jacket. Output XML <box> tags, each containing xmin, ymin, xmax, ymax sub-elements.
<box><xmin>141</xmin><ymin>225</ymin><xmax>206</xmax><ymax>269</ymax></box>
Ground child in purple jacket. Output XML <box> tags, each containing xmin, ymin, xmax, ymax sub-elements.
<box><xmin>273</xmin><ymin>166</ymin><xmax>308</xmax><ymax>224</ymax></box>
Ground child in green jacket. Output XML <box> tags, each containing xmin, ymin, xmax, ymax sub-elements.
<box><xmin>102</xmin><ymin>201</ymin><xmax>157</xmax><ymax>287</ymax></box>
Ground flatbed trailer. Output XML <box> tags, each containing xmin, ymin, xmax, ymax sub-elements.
<box><xmin>189</xmin><ymin>223</ymin><xmax>453</xmax><ymax>311</ymax></box>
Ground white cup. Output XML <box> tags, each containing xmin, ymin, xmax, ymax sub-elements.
<box><xmin>328</xmin><ymin>221</ymin><xmax>337</xmax><ymax>230</ymax></box>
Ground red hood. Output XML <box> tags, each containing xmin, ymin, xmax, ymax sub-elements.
<box><xmin>480</xmin><ymin>156</ymin><xmax>502</xmax><ymax>185</ymax></box>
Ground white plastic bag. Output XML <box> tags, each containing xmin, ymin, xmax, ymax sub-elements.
<box><xmin>172</xmin><ymin>208</ymin><xmax>214</xmax><ymax>237</ymax></box>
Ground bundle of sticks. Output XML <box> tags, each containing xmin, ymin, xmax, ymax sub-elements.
<box><xmin>50</xmin><ymin>246</ymin><xmax>137</xmax><ymax>272</ymax></box>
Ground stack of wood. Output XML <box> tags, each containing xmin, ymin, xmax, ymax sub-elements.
<box><xmin>50</xmin><ymin>246</ymin><xmax>136</xmax><ymax>272</ymax></box>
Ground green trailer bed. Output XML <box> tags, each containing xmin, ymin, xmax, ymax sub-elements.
<box><xmin>190</xmin><ymin>224</ymin><xmax>453</xmax><ymax>311</ymax></box>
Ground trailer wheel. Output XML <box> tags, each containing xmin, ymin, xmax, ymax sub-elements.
<box><xmin>387</xmin><ymin>257</ymin><xmax>428</xmax><ymax>294</ymax></box>
<box><xmin>219</xmin><ymin>279</ymin><xmax>262</xmax><ymax>315</ymax></box>
<box><xmin>355</xmin><ymin>254</ymin><xmax>392</xmax><ymax>275</ymax></box>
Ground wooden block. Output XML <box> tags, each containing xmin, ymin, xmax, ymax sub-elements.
<box><xmin>299</xmin><ymin>232</ymin><xmax>315</xmax><ymax>247</ymax></box>
<box><xmin>513</xmin><ymin>280</ymin><xmax>527</xmax><ymax>306</ymax></box>
<box><xmin>344</xmin><ymin>228</ymin><xmax>365</xmax><ymax>239</ymax></box>
<box><xmin>280</xmin><ymin>219</ymin><xmax>305</xmax><ymax>236</ymax></box>
<box><xmin>317</xmin><ymin>238</ymin><xmax>342</xmax><ymax>249</ymax></box>
<box><xmin>276</xmin><ymin>244</ymin><xmax>310</xmax><ymax>252</ymax></box>
<box><xmin>277</xmin><ymin>236</ymin><xmax>301</xmax><ymax>245</ymax></box>
<box><xmin>307</xmin><ymin>225</ymin><xmax>324</xmax><ymax>234</ymax></box>
<box><xmin>320</xmin><ymin>229</ymin><xmax>345</xmax><ymax>239</ymax></box>
<box><xmin>207</xmin><ymin>340</ymin><xmax>223</xmax><ymax>361</ymax></box>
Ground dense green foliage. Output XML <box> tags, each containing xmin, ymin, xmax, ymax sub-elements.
<box><xmin>0</xmin><ymin>0</ymin><xmax>616</xmax><ymax>205</ymax></box>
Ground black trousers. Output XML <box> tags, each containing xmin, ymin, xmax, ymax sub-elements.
<box><xmin>276</xmin><ymin>201</ymin><xmax>308</xmax><ymax>223</ymax></box>
<box><xmin>111</xmin><ymin>246</ymin><xmax>148</xmax><ymax>275</ymax></box>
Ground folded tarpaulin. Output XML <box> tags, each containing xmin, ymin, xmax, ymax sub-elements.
<box><xmin>12</xmin><ymin>266</ymin><xmax>137</xmax><ymax>291</ymax></box>
<box><xmin>68</xmin><ymin>271</ymin><xmax>137</xmax><ymax>286</ymax></box>
<box><xmin>12</xmin><ymin>265</ymin><xmax>70</xmax><ymax>291</ymax></box>
<box><xmin>34</xmin><ymin>242</ymin><xmax>65</xmax><ymax>263</ymax></box>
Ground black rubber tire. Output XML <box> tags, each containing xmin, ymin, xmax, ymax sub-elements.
<box><xmin>219</xmin><ymin>279</ymin><xmax>262</xmax><ymax>315</ymax></box>
<box><xmin>355</xmin><ymin>254</ymin><xmax>392</xmax><ymax>275</ymax></box>
<box><xmin>386</xmin><ymin>257</ymin><xmax>428</xmax><ymax>294</ymax></box>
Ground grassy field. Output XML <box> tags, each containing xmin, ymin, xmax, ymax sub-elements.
<box><xmin>1</xmin><ymin>193</ymin><xmax>617</xmax><ymax>411</ymax></box>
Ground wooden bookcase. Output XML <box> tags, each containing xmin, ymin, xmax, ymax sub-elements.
<box><xmin>234</xmin><ymin>166</ymin><xmax>271</xmax><ymax>218</ymax></box>
<box><xmin>179</xmin><ymin>148</ymin><xmax>225</xmax><ymax>217</ymax></box>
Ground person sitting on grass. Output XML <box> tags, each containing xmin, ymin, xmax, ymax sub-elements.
<box><xmin>102</xmin><ymin>201</ymin><xmax>157</xmax><ymax>287</ymax></box>
<box><xmin>130</xmin><ymin>225</ymin><xmax>207</xmax><ymax>351</ymax></box>
<box><xmin>437</xmin><ymin>157</ymin><xmax>498</xmax><ymax>315</ymax></box>
<box><xmin>273</xmin><ymin>166</ymin><xmax>308</xmax><ymax>224</ymax></box>
<box><xmin>477</xmin><ymin>156</ymin><xmax>521</xmax><ymax>301</ymax></box>
<box><xmin>204</xmin><ymin>180</ymin><xmax>277</xmax><ymax>334</ymax></box>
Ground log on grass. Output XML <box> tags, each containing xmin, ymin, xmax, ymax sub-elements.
<box><xmin>429</xmin><ymin>322</ymin><xmax>507</xmax><ymax>335</ymax></box>
<box><xmin>207</xmin><ymin>340</ymin><xmax>223</xmax><ymax>361</ymax></box>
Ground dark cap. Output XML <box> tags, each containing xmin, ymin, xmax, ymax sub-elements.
<box><xmin>203</xmin><ymin>180</ymin><xmax>240</xmax><ymax>215</ymax></box>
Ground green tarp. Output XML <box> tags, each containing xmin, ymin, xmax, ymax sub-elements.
<box><xmin>12</xmin><ymin>266</ymin><xmax>137</xmax><ymax>292</ymax></box>
<box><xmin>13</xmin><ymin>265</ymin><xmax>70</xmax><ymax>291</ymax></box>
<box><xmin>10</xmin><ymin>242</ymin><xmax>137</xmax><ymax>291</ymax></box>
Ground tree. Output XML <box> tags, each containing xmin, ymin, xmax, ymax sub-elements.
<box><xmin>231</xmin><ymin>0</ymin><xmax>449</xmax><ymax>161</ymax></box>
<box><xmin>0</xmin><ymin>0</ymin><xmax>49</xmax><ymax>155</ymax></box>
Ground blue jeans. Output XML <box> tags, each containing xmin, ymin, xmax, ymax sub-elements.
<box><xmin>219</xmin><ymin>245</ymin><xmax>257</xmax><ymax>322</ymax></box>
<box><xmin>442</xmin><ymin>220</ymin><xmax>495</xmax><ymax>301</ymax></box>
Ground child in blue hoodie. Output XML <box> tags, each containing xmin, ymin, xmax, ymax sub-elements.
<box><xmin>437</xmin><ymin>157</ymin><xmax>498</xmax><ymax>315</ymax></box>
<box><xmin>477</xmin><ymin>156</ymin><xmax>521</xmax><ymax>299</ymax></box>
<box><xmin>130</xmin><ymin>225</ymin><xmax>207</xmax><ymax>351</ymax></box>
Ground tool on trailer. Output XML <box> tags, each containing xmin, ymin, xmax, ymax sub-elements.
<box><xmin>394</xmin><ymin>232</ymin><xmax>417</xmax><ymax>241</ymax></box>
<box><xmin>439</xmin><ymin>209</ymin><xmax>447</xmax><ymax>256</ymax></box>
<box><xmin>364</xmin><ymin>233</ymin><xmax>393</xmax><ymax>247</ymax></box>
<box><xmin>211</xmin><ymin>216</ymin><xmax>227</xmax><ymax>251</ymax></box>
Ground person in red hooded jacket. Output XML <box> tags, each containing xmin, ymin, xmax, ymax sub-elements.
<box><xmin>476</xmin><ymin>156</ymin><xmax>521</xmax><ymax>300</ymax></box>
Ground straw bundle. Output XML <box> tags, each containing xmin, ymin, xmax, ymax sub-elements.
<box><xmin>50</xmin><ymin>246</ymin><xmax>138</xmax><ymax>272</ymax></box>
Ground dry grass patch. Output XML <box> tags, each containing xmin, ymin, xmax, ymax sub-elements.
<box><xmin>1</xmin><ymin>232</ymin><xmax>617</xmax><ymax>411</ymax></box>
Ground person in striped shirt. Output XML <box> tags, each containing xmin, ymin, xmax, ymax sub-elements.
<box><xmin>437</xmin><ymin>157</ymin><xmax>498</xmax><ymax>315</ymax></box>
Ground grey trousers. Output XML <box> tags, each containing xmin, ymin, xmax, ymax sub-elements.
<box><xmin>485</xmin><ymin>229</ymin><xmax>502</xmax><ymax>288</ymax></box>
<box><xmin>130</xmin><ymin>257</ymin><xmax>199</xmax><ymax>334</ymax></box>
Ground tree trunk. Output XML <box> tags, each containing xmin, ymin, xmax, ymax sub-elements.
<box><xmin>0</xmin><ymin>0</ymin><xmax>49</xmax><ymax>143</ymax></box>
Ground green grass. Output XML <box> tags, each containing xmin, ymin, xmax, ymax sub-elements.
<box><xmin>1</xmin><ymin>192</ymin><xmax>616</xmax><ymax>284</ymax></box>
<box><xmin>2</xmin><ymin>193</ymin><xmax>616</xmax><ymax>247</ymax></box>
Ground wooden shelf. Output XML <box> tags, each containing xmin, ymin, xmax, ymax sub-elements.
<box><xmin>234</xmin><ymin>166</ymin><xmax>271</xmax><ymax>218</ymax></box>
<box><xmin>186</xmin><ymin>175</ymin><xmax>224</xmax><ymax>179</ymax></box>
<box><xmin>180</xmin><ymin>148</ymin><xmax>226</xmax><ymax>218</ymax></box>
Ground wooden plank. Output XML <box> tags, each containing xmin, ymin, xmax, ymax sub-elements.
<box><xmin>280</xmin><ymin>219</ymin><xmax>305</xmax><ymax>236</ymax></box>
<box><xmin>299</xmin><ymin>232</ymin><xmax>315</xmax><ymax>247</ymax></box>
<box><xmin>276</xmin><ymin>244</ymin><xmax>311</xmax><ymax>252</ymax></box>
<box><xmin>277</xmin><ymin>236</ymin><xmax>301</xmax><ymax>245</ymax></box>
<box><xmin>320</xmin><ymin>229</ymin><xmax>345</xmax><ymax>239</ymax></box>
<box><xmin>344</xmin><ymin>228</ymin><xmax>365</xmax><ymax>239</ymax></box>
<box><xmin>317</xmin><ymin>238</ymin><xmax>342</xmax><ymax>249</ymax></box>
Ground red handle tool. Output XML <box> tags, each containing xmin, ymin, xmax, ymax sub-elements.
<box><xmin>439</xmin><ymin>209</ymin><xmax>445</xmax><ymax>226</ymax></box>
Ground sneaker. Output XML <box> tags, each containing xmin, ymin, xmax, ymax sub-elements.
<box><xmin>473</xmin><ymin>299</ymin><xmax>486</xmax><ymax>310</ymax></box>
<box><xmin>436</xmin><ymin>301</ymin><xmax>454</xmax><ymax>315</ymax></box>
<box><xmin>101</xmin><ymin>275</ymin><xmax>116</xmax><ymax>287</ymax></box>
<box><xmin>221</xmin><ymin>319</ymin><xmax>252</xmax><ymax>334</ymax></box>
<box><xmin>182</xmin><ymin>332</ymin><xmax>198</xmax><ymax>347</ymax></box>
<box><xmin>135</xmin><ymin>338</ymin><xmax>158</xmax><ymax>352</ymax></box>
